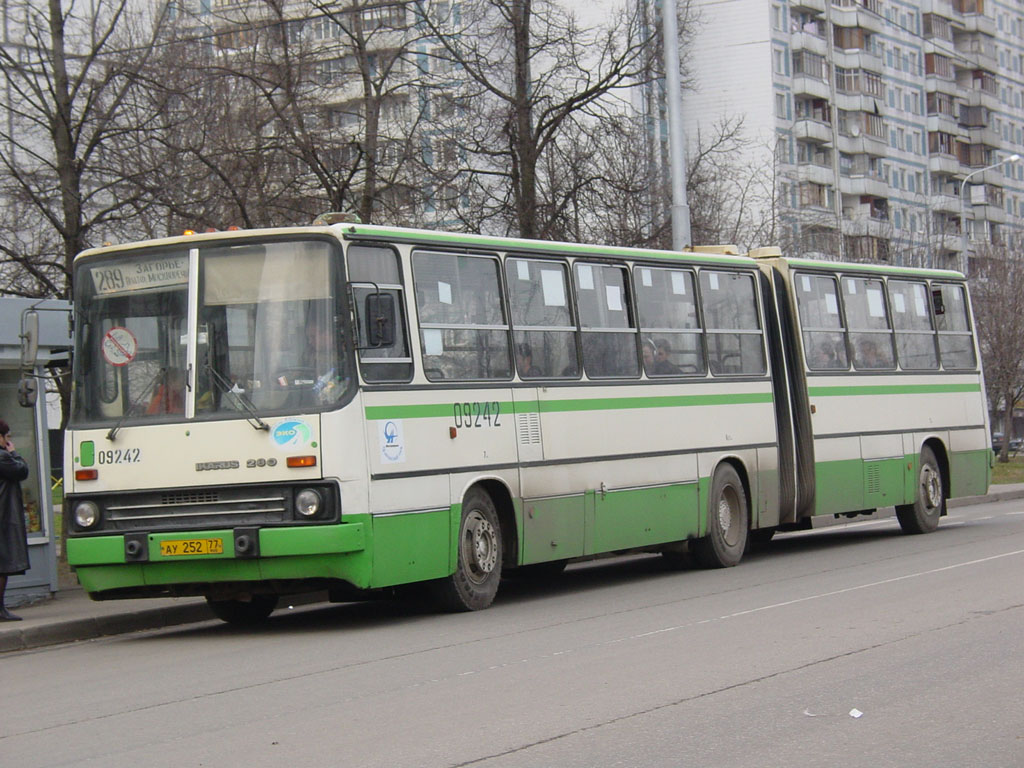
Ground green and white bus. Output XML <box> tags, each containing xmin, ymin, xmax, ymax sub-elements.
<box><xmin>64</xmin><ymin>224</ymin><xmax>991</xmax><ymax>621</ymax></box>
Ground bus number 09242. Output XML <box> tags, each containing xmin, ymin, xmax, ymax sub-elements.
<box><xmin>453</xmin><ymin>401</ymin><xmax>501</xmax><ymax>428</ymax></box>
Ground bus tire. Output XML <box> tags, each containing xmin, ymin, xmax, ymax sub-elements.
<box><xmin>431</xmin><ymin>488</ymin><xmax>503</xmax><ymax>611</ymax></box>
<box><xmin>896</xmin><ymin>446</ymin><xmax>944</xmax><ymax>535</ymax></box>
<box><xmin>691</xmin><ymin>464</ymin><xmax>748</xmax><ymax>568</ymax></box>
<box><xmin>206</xmin><ymin>594</ymin><xmax>278</xmax><ymax>624</ymax></box>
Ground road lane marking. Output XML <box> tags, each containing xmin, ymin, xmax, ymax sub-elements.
<box><xmin>633</xmin><ymin>547</ymin><xmax>1024</xmax><ymax>636</ymax></box>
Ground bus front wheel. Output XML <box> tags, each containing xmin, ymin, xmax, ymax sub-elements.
<box><xmin>896</xmin><ymin>446</ymin><xmax>944</xmax><ymax>535</ymax></box>
<box><xmin>430</xmin><ymin>488</ymin><xmax>503</xmax><ymax>611</ymax></box>
<box><xmin>692</xmin><ymin>464</ymin><xmax>748</xmax><ymax>568</ymax></box>
<box><xmin>206</xmin><ymin>594</ymin><xmax>279</xmax><ymax>625</ymax></box>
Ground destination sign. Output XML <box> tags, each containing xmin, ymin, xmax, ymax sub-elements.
<box><xmin>91</xmin><ymin>257</ymin><xmax>188</xmax><ymax>296</ymax></box>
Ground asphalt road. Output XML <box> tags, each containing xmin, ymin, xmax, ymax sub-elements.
<box><xmin>3</xmin><ymin>499</ymin><xmax>1023</xmax><ymax>768</ymax></box>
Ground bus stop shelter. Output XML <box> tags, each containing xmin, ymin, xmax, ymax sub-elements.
<box><xmin>0</xmin><ymin>298</ymin><xmax>71</xmax><ymax>606</ymax></box>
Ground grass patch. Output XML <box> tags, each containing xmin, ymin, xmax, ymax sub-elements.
<box><xmin>992</xmin><ymin>454</ymin><xmax>1024</xmax><ymax>485</ymax></box>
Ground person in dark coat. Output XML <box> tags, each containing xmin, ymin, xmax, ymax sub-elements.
<box><xmin>0</xmin><ymin>417</ymin><xmax>30</xmax><ymax>621</ymax></box>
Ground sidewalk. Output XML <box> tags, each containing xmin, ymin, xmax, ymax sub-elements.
<box><xmin>4</xmin><ymin>483</ymin><xmax>1024</xmax><ymax>653</ymax></box>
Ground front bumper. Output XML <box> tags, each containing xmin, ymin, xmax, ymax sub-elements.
<box><xmin>67</xmin><ymin>521</ymin><xmax>369</xmax><ymax>596</ymax></box>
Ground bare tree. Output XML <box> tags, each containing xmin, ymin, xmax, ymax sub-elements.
<box><xmin>970</xmin><ymin>244</ymin><xmax>1024</xmax><ymax>463</ymax></box>
<box><xmin>0</xmin><ymin>0</ymin><xmax>168</xmax><ymax>296</ymax></box>
<box><xmin>420</xmin><ymin>0</ymin><xmax>658</xmax><ymax>239</ymax></box>
<box><xmin>143</xmin><ymin>0</ymin><xmax>429</xmax><ymax>230</ymax></box>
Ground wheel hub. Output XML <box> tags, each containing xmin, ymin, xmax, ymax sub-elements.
<box><xmin>462</xmin><ymin>510</ymin><xmax>498</xmax><ymax>584</ymax></box>
<box><xmin>922</xmin><ymin>466</ymin><xmax>941</xmax><ymax>510</ymax></box>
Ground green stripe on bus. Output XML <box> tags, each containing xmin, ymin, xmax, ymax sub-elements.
<box><xmin>808</xmin><ymin>383</ymin><xmax>981</xmax><ymax>397</ymax></box>
<box><xmin>365</xmin><ymin>391</ymin><xmax>772</xmax><ymax>420</ymax></box>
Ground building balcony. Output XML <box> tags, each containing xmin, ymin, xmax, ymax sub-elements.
<box><xmin>972</xmin><ymin>202</ymin><xmax>1007</xmax><ymax>224</ymax></box>
<box><xmin>839</xmin><ymin>174</ymin><xmax>890</xmax><ymax>198</ymax></box>
<box><xmin>963</xmin><ymin>89</ymin><xmax>999</xmax><ymax>113</ymax></box>
<box><xmin>836</xmin><ymin>132</ymin><xmax>888</xmax><ymax>156</ymax></box>
<box><xmin>954</xmin><ymin>37</ymin><xmax>998</xmax><ymax>72</ymax></box>
<box><xmin>926</xmin><ymin>113</ymin><xmax>962</xmax><ymax>136</ymax></box>
<box><xmin>930</xmin><ymin>193</ymin><xmax>961</xmax><ymax>214</ymax></box>
<box><xmin>831</xmin><ymin>4</ymin><xmax>884</xmax><ymax>34</ymax></box>
<box><xmin>921</xmin><ymin>0</ymin><xmax>958</xmax><ymax>22</ymax></box>
<box><xmin>934</xmin><ymin>233</ymin><xmax>963</xmax><ymax>253</ymax></box>
<box><xmin>793</xmin><ymin>118</ymin><xmax>834</xmax><ymax>144</ymax></box>
<box><xmin>929</xmin><ymin>154</ymin><xmax>962</xmax><ymax>175</ymax></box>
<box><xmin>792</xmin><ymin>74</ymin><xmax>832</xmax><ymax>100</ymax></box>
<box><xmin>791</xmin><ymin>31</ymin><xmax>828</xmax><ymax>56</ymax></box>
<box><xmin>958</xmin><ymin>11</ymin><xmax>996</xmax><ymax>37</ymax></box>
<box><xmin>832</xmin><ymin>48</ymin><xmax>884</xmax><ymax>73</ymax></box>
<box><xmin>791</xmin><ymin>0</ymin><xmax>825</xmax><ymax>12</ymax></box>
<box><xmin>833</xmin><ymin>92</ymin><xmax>882</xmax><ymax>113</ymax></box>
<box><xmin>962</xmin><ymin>168</ymin><xmax>1005</xmax><ymax>185</ymax></box>
<box><xmin>924</xmin><ymin>74</ymin><xmax>959</xmax><ymax>98</ymax></box>
<box><xmin>796</xmin><ymin>162</ymin><xmax>836</xmax><ymax>186</ymax></box>
<box><xmin>966</xmin><ymin>125</ymin><xmax>1000</xmax><ymax>148</ymax></box>
<box><xmin>842</xmin><ymin>217</ymin><xmax>891</xmax><ymax>239</ymax></box>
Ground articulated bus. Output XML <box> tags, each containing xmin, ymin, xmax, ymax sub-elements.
<box><xmin>64</xmin><ymin>224</ymin><xmax>991</xmax><ymax>621</ymax></box>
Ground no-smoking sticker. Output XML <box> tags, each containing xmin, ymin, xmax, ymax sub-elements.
<box><xmin>101</xmin><ymin>327</ymin><xmax>138</xmax><ymax>366</ymax></box>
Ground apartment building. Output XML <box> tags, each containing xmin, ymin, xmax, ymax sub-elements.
<box><xmin>680</xmin><ymin>0</ymin><xmax>1024</xmax><ymax>269</ymax></box>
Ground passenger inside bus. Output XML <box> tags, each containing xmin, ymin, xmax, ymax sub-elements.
<box><xmin>810</xmin><ymin>340</ymin><xmax>840</xmax><ymax>369</ymax></box>
<box><xmin>515</xmin><ymin>343</ymin><xmax>543</xmax><ymax>378</ymax></box>
<box><xmin>855</xmin><ymin>338</ymin><xmax>890</xmax><ymax>369</ymax></box>
<box><xmin>654</xmin><ymin>339</ymin><xmax>682</xmax><ymax>375</ymax></box>
<box><xmin>146</xmin><ymin>368</ymin><xmax>186</xmax><ymax>415</ymax></box>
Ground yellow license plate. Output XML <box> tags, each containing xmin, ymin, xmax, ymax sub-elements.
<box><xmin>159</xmin><ymin>538</ymin><xmax>224</xmax><ymax>557</ymax></box>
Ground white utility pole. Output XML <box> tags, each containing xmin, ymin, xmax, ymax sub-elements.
<box><xmin>662</xmin><ymin>0</ymin><xmax>691</xmax><ymax>251</ymax></box>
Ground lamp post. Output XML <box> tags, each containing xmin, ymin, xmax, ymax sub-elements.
<box><xmin>959</xmin><ymin>153</ymin><xmax>1020</xmax><ymax>275</ymax></box>
<box><xmin>662</xmin><ymin>0</ymin><xmax>690</xmax><ymax>251</ymax></box>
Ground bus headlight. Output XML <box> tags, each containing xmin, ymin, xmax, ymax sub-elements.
<box><xmin>74</xmin><ymin>501</ymin><xmax>101</xmax><ymax>530</ymax></box>
<box><xmin>295</xmin><ymin>489</ymin><xmax>322</xmax><ymax>518</ymax></box>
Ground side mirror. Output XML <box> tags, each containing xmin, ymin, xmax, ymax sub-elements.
<box><xmin>17</xmin><ymin>377</ymin><xmax>38</xmax><ymax>408</ymax></box>
<box><xmin>20</xmin><ymin>309</ymin><xmax>39</xmax><ymax>368</ymax></box>
<box><xmin>365</xmin><ymin>293</ymin><xmax>396</xmax><ymax>347</ymax></box>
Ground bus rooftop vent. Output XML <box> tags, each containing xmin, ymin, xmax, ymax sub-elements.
<box><xmin>748</xmin><ymin>247</ymin><xmax>783</xmax><ymax>259</ymax></box>
<box><xmin>312</xmin><ymin>211</ymin><xmax>362</xmax><ymax>226</ymax></box>
<box><xmin>689</xmin><ymin>245</ymin><xmax>740</xmax><ymax>255</ymax></box>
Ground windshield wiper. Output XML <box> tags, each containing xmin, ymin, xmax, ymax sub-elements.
<box><xmin>106</xmin><ymin>367</ymin><xmax>166</xmax><ymax>441</ymax></box>
<box><xmin>205</xmin><ymin>361</ymin><xmax>269</xmax><ymax>431</ymax></box>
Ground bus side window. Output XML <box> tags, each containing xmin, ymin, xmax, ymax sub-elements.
<box><xmin>888</xmin><ymin>279</ymin><xmax>938</xmax><ymax>370</ymax></box>
<box><xmin>634</xmin><ymin>266</ymin><xmax>705</xmax><ymax>376</ymax></box>
<box><xmin>413</xmin><ymin>251</ymin><xmax>511</xmax><ymax>381</ymax></box>
<box><xmin>842</xmin><ymin>276</ymin><xmax>896</xmax><ymax>370</ymax></box>
<box><xmin>933</xmin><ymin>283</ymin><xmax>976</xmax><ymax>369</ymax></box>
<box><xmin>574</xmin><ymin>263</ymin><xmax>638</xmax><ymax>379</ymax></box>
<box><xmin>795</xmin><ymin>273</ymin><xmax>849</xmax><ymax>371</ymax></box>
<box><xmin>348</xmin><ymin>245</ymin><xmax>413</xmax><ymax>383</ymax></box>
<box><xmin>506</xmin><ymin>258</ymin><xmax>579</xmax><ymax>379</ymax></box>
<box><xmin>699</xmin><ymin>270</ymin><xmax>765</xmax><ymax>376</ymax></box>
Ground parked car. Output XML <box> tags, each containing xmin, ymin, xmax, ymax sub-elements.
<box><xmin>992</xmin><ymin>433</ymin><xmax>1022</xmax><ymax>454</ymax></box>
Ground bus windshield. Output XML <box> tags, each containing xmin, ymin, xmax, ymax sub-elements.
<box><xmin>71</xmin><ymin>238</ymin><xmax>351</xmax><ymax>425</ymax></box>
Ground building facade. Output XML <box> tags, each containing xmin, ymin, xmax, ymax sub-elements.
<box><xmin>680</xmin><ymin>0</ymin><xmax>1024</xmax><ymax>269</ymax></box>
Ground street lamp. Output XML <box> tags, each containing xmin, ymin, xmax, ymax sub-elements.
<box><xmin>959</xmin><ymin>153</ymin><xmax>1020</xmax><ymax>275</ymax></box>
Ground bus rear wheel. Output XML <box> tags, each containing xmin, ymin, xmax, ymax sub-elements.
<box><xmin>691</xmin><ymin>464</ymin><xmax>748</xmax><ymax>568</ymax></box>
<box><xmin>430</xmin><ymin>488</ymin><xmax>503</xmax><ymax>611</ymax></box>
<box><xmin>206</xmin><ymin>594</ymin><xmax>279</xmax><ymax>625</ymax></box>
<box><xmin>896</xmin><ymin>446</ymin><xmax>944</xmax><ymax>535</ymax></box>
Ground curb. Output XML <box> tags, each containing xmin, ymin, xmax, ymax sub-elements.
<box><xmin>0</xmin><ymin>602</ymin><xmax>214</xmax><ymax>654</ymax></box>
<box><xmin>948</xmin><ymin>487</ymin><xmax>1024</xmax><ymax>508</ymax></box>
